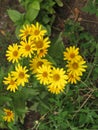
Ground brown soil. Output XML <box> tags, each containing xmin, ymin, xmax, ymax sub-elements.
<box><xmin>0</xmin><ymin>0</ymin><xmax>15</xmax><ymax>35</ymax></box>
<box><xmin>1</xmin><ymin>0</ymin><xmax>98</xmax><ymax>39</ymax></box>
<box><xmin>0</xmin><ymin>0</ymin><xmax>98</xmax><ymax>130</ymax></box>
<box><xmin>53</xmin><ymin>0</ymin><xmax>98</xmax><ymax>38</ymax></box>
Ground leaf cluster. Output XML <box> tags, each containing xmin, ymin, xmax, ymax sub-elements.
<box><xmin>82</xmin><ymin>0</ymin><xmax>98</xmax><ymax>16</ymax></box>
<box><xmin>7</xmin><ymin>0</ymin><xmax>63</xmax><ymax>37</ymax></box>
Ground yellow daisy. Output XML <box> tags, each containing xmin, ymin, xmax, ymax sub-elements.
<box><xmin>19</xmin><ymin>38</ymin><xmax>35</xmax><ymax>58</ymax></box>
<box><xmin>47</xmin><ymin>67</ymin><xmax>68</xmax><ymax>94</ymax></box>
<box><xmin>37</xmin><ymin>47</ymin><xmax>48</xmax><ymax>57</ymax></box>
<box><xmin>47</xmin><ymin>84</ymin><xmax>65</xmax><ymax>94</ymax></box>
<box><xmin>30</xmin><ymin>22</ymin><xmax>47</xmax><ymax>40</ymax></box>
<box><xmin>66</xmin><ymin>58</ymin><xmax>87</xmax><ymax>76</ymax></box>
<box><xmin>11</xmin><ymin>64</ymin><xmax>30</xmax><ymax>86</ymax></box>
<box><xmin>34</xmin><ymin>37</ymin><xmax>50</xmax><ymax>50</ymax></box>
<box><xmin>6</xmin><ymin>43</ymin><xmax>21</xmax><ymax>63</ymax></box>
<box><xmin>3</xmin><ymin>108</ymin><xmax>14</xmax><ymax>122</ymax></box>
<box><xmin>33</xmin><ymin>37</ymin><xmax>50</xmax><ymax>56</ymax></box>
<box><xmin>67</xmin><ymin>73</ymin><xmax>81</xmax><ymax>84</ymax></box>
<box><xmin>30</xmin><ymin>57</ymin><xmax>52</xmax><ymax>74</ymax></box>
<box><xmin>19</xmin><ymin>24</ymin><xmax>32</xmax><ymax>40</ymax></box>
<box><xmin>3</xmin><ymin>73</ymin><xmax>18</xmax><ymax>92</ymax></box>
<box><xmin>64</xmin><ymin>46</ymin><xmax>81</xmax><ymax>62</ymax></box>
<box><xmin>36</xmin><ymin>65</ymin><xmax>52</xmax><ymax>85</ymax></box>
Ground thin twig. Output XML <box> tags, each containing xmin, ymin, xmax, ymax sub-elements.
<box><xmin>73</xmin><ymin>90</ymin><xmax>94</xmax><ymax>118</ymax></box>
<box><xmin>85</xmin><ymin>64</ymin><xmax>94</xmax><ymax>81</ymax></box>
<box><xmin>81</xmin><ymin>19</ymin><xmax>98</xmax><ymax>24</ymax></box>
<box><xmin>65</xmin><ymin>3</ymin><xmax>75</xmax><ymax>16</ymax></box>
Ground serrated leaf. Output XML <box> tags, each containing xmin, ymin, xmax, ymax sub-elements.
<box><xmin>7</xmin><ymin>9</ymin><xmax>22</xmax><ymax>22</ymax></box>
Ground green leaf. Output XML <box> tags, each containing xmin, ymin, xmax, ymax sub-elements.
<box><xmin>0</xmin><ymin>109</ymin><xmax>4</xmax><ymax>119</ymax></box>
<box><xmin>82</xmin><ymin>0</ymin><xmax>96</xmax><ymax>14</ymax></box>
<box><xmin>94</xmin><ymin>91</ymin><xmax>98</xmax><ymax>97</ymax></box>
<box><xmin>39</xmin><ymin>100</ymin><xmax>50</xmax><ymax>110</ymax></box>
<box><xmin>7</xmin><ymin>9</ymin><xmax>22</xmax><ymax>22</ymax></box>
<box><xmin>8</xmin><ymin>122</ymin><xmax>19</xmax><ymax>130</ymax></box>
<box><xmin>79</xmin><ymin>113</ymin><xmax>87</xmax><ymax>124</ymax></box>
<box><xmin>0</xmin><ymin>96</ymin><xmax>12</xmax><ymax>105</ymax></box>
<box><xmin>21</xmin><ymin>87</ymin><xmax>39</xmax><ymax>99</ymax></box>
<box><xmin>55</xmin><ymin>0</ymin><xmax>63</xmax><ymax>7</ymax></box>
<box><xmin>30</xmin><ymin>102</ymin><xmax>39</xmax><ymax>111</ymax></box>
<box><xmin>48</xmin><ymin>33</ymin><xmax>65</xmax><ymax>66</ymax></box>
<box><xmin>26</xmin><ymin>9</ymin><xmax>39</xmax><ymax>22</ymax></box>
<box><xmin>46</xmin><ymin>54</ymin><xmax>57</xmax><ymax>66</ymax></box>
<box><xmin>16</xmin><ymin>107</ymin><xmax>27</xmax><ymax>115</ymax></box>
<box><xmin>95</xmin><ymin>44</ymin><xmax>98</xmax><ymax>56</ymax></box>
<box><xmin>25</xmin><ymin>1</ymin><xmax>40</xmax><ymax>22</ymax></box>
<box><xmin>15</xmin><ymin>25</ymin><xmax>22</xmax><ymax>39</ymax></box>
<box><xmin>15</xmin><ymin>19</ymin><xmax>30</xmax><ymax>38</ymax></box>
<box><xmin>29</xmin><ymin>1</ymin><xmax>40</xmax><ymax>10</ymax></box>
<box><xmin>94</xmin><ymin>67</ymin><xmax>98</xmax><ymax>73</ymax></box>
<box><xmin>0</xmin><ymin>67</ymin><xmax>5</xmax><ymax>86</ymax></box>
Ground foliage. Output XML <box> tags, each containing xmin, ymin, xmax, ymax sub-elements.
<box><xmin>7</xmin><ymin>0</ymin><xmax>63</xmax><ymax>37</ymax></box>
<box><xmin>37</xmin><ymin>20</ymin><xmax>98</xmax><ymax>130</ymax></box>
<box><xmin>0</xmin><ymin>0</ymin><xmax>98</xmax><ymax>130</ymax></box>
<box><xmin>82</xmin><ymin>0</ymin><xmax>98</xmax><ymax>16</ymax></box>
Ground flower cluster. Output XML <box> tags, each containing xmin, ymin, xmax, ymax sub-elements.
<box><xmin>36</xmin><ymin>65</ymin><xmax>68</xmax><ymax>94</ymax></box>
<box><xmin>64</xmin><ymin>46</ymin><xmax>87</xmax><ymax>84</ymax></box>
<box><xmin>3</xmin><ymin>22</ymin><xmax>50</xmax><ymax>93</ymax></box>
<box><xmin>3</xmin><ymin>22</ymin><xmax>87</xmax><ymax>95</ymax></box>
<box><xmin>3</xmin><ymin>22</ymin><xmax>87</xmax><ymax>122</ymax></box>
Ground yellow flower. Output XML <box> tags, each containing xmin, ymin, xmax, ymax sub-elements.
<box><xmin>6</xmin><ymin>43</ymin><xmax>21</xmax><ymax>63</ymax></box>
<box><xmin>36</xmin><ymin>65</ymin><xmax>52</xmax><ymax>85</ymax></box>
<box><xmin>3</xmin><ymin>73</ymin><xmax>18</xmax><ymax>92</ymax></box>
<box><xmin>37</xmin><ymin>47</ymin><xmax>48</xmax><ymax>57</ymax></box>
<box><xmin>67</xmin><ymin>73</ymin><xmax>81</xmax><ymax>84</ymax></box>
<box><xmin>64</xmin><ymin>46</ymin><xmax>81</xmax><ymax>62</ymax></box>
<box><xmin>48</xmin><ymin>84</ymin><xmax>65</xmax><ymax>94</ymax></box>
<box><xmin>11</xmin><ymin>64</ymin><xmax>30</xmax><ymax>86</ymax></box>
<box><xmin>3</xmin><ymin>108</ymin><xmax>14</xmax><ymax>122</ymax></box>
<box><xmin>19</xmin><ymin>38</ymin><xmax>35</xmax><ymax>58</ymax></box>
<box><xmin>34</xmin><ymin>37</ymin><xmax>50</xmax><ymax>50</ymax></box>
<box><xmin>33</xmin><ymin>37</ymin><xmax>50</xmax><ymax>57</ymax></box>
<box><xmin>30</xmin><ymin>57</ymin><xmax>52</xmax><ymax>74</ymax></box>
<box><xmin>66</xmin><ymin>58</ymin><xmax>87</xmax><ymax>76</ymax></box>
<box><xmin>19</xmin><ymin>24</ymin><xmax>32</xmax><ymax>40</ymax></box>
<box><xmin>30</xmin><ymin>22</ymin><xmax>47</xmax><ymax>40</ymax></box>
<box><xmin>47</xmin><ymin>67</ymin><xmax>68</xmax><ymax>94</ymax></box>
